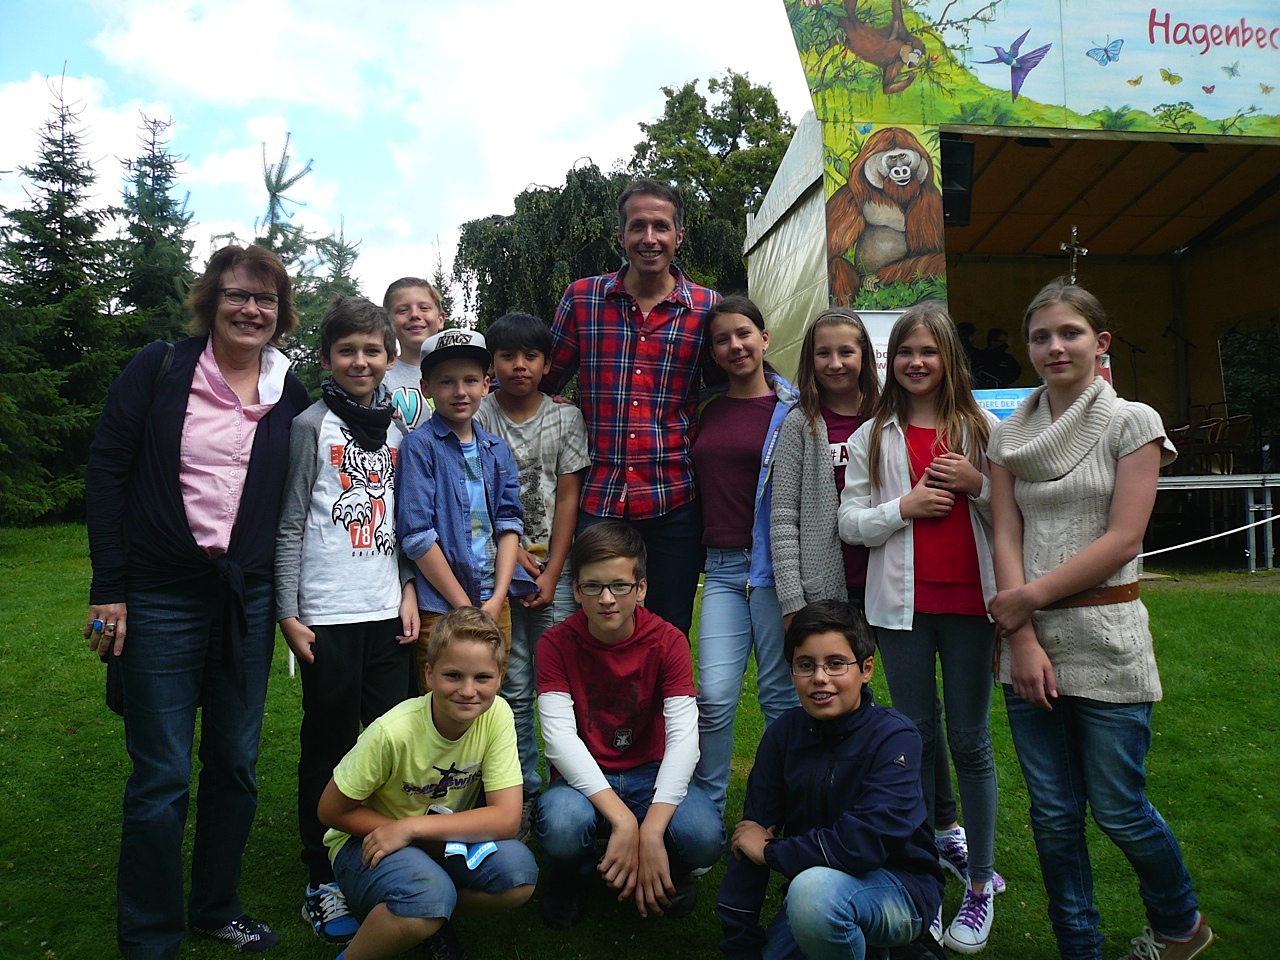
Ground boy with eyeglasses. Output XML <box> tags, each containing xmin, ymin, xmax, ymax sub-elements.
<box><xmin>533</xmin><ymin>521</ymin><xmax>723</xmax><ymax>930</ymax></box>
<box><xmin>716</xmin><ymin>599</ymin><xmax>946</xmax><ymax>960</ymax></box>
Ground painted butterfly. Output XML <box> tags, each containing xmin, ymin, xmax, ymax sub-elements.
<box><xmin>1086</xmin><ymin>38</ymin><xmax>1123</xmax><ymax>65</ymax></box>
<box><xmin>1160</xmin><ymin>68</ymin><xmax>1183</xmax><ymax>85</ymax></box>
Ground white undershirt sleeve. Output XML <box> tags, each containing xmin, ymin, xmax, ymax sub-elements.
<box><xmin>537</xmin><ymin>691</ymin><xmax>609</xmax><ymax>798</ymax></box>
<box><xmin>653</xmin><ymin>695</ymin><xmax>700</xmax><ymax>807</ymax></box>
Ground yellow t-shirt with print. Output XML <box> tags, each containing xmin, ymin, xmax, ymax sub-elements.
<box><xmin>323</xmin><ymin>693</ymin><xmax>521</xmax><ymax>861</ymax></box>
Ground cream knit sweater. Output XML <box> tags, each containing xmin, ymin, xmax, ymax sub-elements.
<box><xmin>987</xmin><ymin>378</ymin><xmax>1176</xmax><ymax>703</ymax></box>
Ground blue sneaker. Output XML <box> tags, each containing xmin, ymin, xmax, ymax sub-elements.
<box><xmin>302</xmin><ymin>883</ymin><xmax>359</xmax><ymax>943</ymax></box>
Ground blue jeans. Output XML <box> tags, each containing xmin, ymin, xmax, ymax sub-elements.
<box><xmin>504</xmin><ymin>602</ymin><xmax>553</xmax><ymax>793</ymax></box>
<box><xmin>1003</xmin><ymin>688</ymin><xmax>1200</xmax><ymax>960</ymax></box>
<box><xmin>578</xmin><ymin>498</ymin><xmax>705</xmax><ymax>637</ymax></box>
<box><xmin>534</xmin><ymin>763</ymin><xmax>725</xmax><ymax>878</ymax></box>
<box><xmin>551</xmin><ymin>568</ymin><xmax>577</xmax><ymax>625</ymax></box>
<box><xmin>764</xmin><ymin>867</ymin><xmax>921</xmax><ymax>960</ymax></box>
<box><xmin>333</xmin><ymin>834</ymin><xmax>538</xmax><ymax>920</ymax></box>
<box><xmin>116</xmin><ymin>575</ymin><xmax>275</xmax><ymax>960</ymax></box>
<box><xmin>876</xmin><ymin>614</ymin><xmax>997</xmax><ymax>885</ymax></box>
<box><xmin>694</xmin><ymin>547</ymin><xmax>797</xmax><ymax>815</ymax></box>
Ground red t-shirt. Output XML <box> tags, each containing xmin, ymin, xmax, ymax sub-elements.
<box><xmin>535</xmin><ymin>606</ymin><xmax>696</xmax><ymax>774</ymax></box>
<box><xmin>822</xmin><ymin>406</ymin><xmax>871</xmax><ymax>589</ymax></box>
<box><xmin>905</xmin><ymin>425</ymin><xmax>985</xmax><ymax>616</ymax></box>
<box><xmin>692</xmin><ymin>394</ymin><xmax>778</xmax><ymax>548</ymax></box>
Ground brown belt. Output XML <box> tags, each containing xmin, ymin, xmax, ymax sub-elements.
<box><xmin>1044</xmin><ymin>581</ymin><xmax>1140</xmax><ymax>610</ymax></box>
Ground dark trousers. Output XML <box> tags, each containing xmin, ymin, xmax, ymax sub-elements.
<box><xmin>578</xmin><ymin>497</ymin><xmax>705</xmax><ymax>637</ymax></box>
<box><xmin>298</xmin><ymin>617</ymin><xmax>411</xmax><ymax>885</ymax></box>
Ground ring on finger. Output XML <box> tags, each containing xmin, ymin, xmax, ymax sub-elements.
<box><xmin>91</xmin><ymin>618</ymin><xmax>105</xmax><ymax>632</ymax></box>
<box><xmin>105</xmin><ymin>623</ymin><xmax>117</xmax><ymax>634</ymax></box>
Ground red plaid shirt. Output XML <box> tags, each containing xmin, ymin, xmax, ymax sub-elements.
<box><xmin>545</xmin><ymin>264</ymin><xmax>719</xmax><ymax>520</ymax></box>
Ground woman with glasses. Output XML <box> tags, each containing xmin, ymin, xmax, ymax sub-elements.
<box><xmin>85</xmin><ymin>244</ymin><xmax>311</xmax><ymax>959</ymax></box>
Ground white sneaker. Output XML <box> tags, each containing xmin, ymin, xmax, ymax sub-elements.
<box><xmin>943</xmin><ymin>882</ymin><xmax>994</xmax><ymax>954</ymax></box>
<box><xmin>929</xmin><ymin>905</ymin><xmax>944</xmax><ymax>943</ymax></box>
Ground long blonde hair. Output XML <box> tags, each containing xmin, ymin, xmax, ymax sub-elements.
<box><xmin>866</xmin><ymin>302</ymin><xmax>990</xmax><ymax>490</ymax></box>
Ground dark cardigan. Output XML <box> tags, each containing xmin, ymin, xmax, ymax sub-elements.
<box><xmin>86</xmin><ymin>337</ymin><xmax>311</xmax><ymax>693</ymax></box>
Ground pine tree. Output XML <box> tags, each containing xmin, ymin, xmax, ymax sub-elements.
<box><xmin>0</xmin><ymin>80</ymin><xmax>118</xmax><ymax>521</ymax></box>
<box><xmin>115</xmin><ymin>115</ymin><xmax>195</xmax><ymax>346</ymax></box>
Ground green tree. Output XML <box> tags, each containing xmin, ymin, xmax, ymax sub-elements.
<box><xmin>115</xmin><ymin>115</ymin><xmax>195</xmax><ymax>346</ymax></box>
<box><xmin>0</xmin><ymin>81</ymin><xmax>119</xmax><ymax>521</ymax></box>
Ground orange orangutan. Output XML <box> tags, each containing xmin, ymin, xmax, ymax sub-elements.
<box><xmin>836</xmin><ymin>0</ymin><xmax>926</xmax><ymax>95</ymax></box>
<box><xmin>826</xmin><ymin>126</ymin><xmax>946</xmax><ymax>303</ymax></box>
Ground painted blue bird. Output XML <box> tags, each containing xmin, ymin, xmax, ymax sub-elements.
<box><xmin>977</xmin><ymin>28</ymin><xmax>1052</xmax><ymax>101</ymax></box>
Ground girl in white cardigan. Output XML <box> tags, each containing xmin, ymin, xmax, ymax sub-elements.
<box><xmin>987</xmin><ymin>280</ymin><xmax>1211</xmax><ymax>960</ymax></box>
<box><xmin>838</xmin><ymin>302</ymin><xmax>1000</xmax><ymax>954</ymax></box>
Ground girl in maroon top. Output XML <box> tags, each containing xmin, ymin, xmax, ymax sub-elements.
<box><xmin>689</xmin><ymin>295</ymin><xmax>798</xmax><ymax>818</ymax></box>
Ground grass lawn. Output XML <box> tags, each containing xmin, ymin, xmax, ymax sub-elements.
<box><xmin>1</xmin><ymin>524</ymin><xmax>1275</xmax><ymax>959</ymax></box>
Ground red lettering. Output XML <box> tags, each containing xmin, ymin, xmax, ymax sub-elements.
<box><xmin>1226</xmin><ymin>24</ymin><xmax>1240</xmax><ymax>45</ymax></box>
<box><xmin>1272</xmin><ymin>27</ymin><xmax>1280</xmax><ymax>48</ymax></box>
<box><xmin>1257</xmin><ymin>24</ymin><xmax>1268</xmax><ymax>48</ymax></box>
<box><xmin>1150</xmin><ymin>8</ymin><xmax>1171</xmax><ymax>44</ymax></box>
<box><xmin>1242</xmin><ymin>23</ymin><xmax>1253</xmax><ymax>46</ymax></box>
<box><xmin>1191</xmin><ymin>23</ymin><xmax>1209</xmax><ymax>54</ymax></box>
<box><xmin>1209</xmin><ymin>24</ymin><xmax>1222</xmax><ymax>46</ymax></box>
<box><xmin>1173</xmin><ymin>21</ymin><xmax>1190</xmax><ymax>45</ymax></box>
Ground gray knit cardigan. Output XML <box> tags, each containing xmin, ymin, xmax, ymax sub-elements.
<box><xmin>770</xmin><ymin>404</ymin><xmax>849</xmax><ymax>616</ymax></box>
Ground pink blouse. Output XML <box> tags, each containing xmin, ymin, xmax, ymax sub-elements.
<box><xmin>181</xmin><ymin>339</ymin><xmax>290</xmax><ymax>556</ymax></box>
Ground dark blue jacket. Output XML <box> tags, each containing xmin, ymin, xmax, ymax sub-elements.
<box><xmin>716</xmin><ymin>691</ymin><xmax>945</xmax><ymax>958</ymax></box>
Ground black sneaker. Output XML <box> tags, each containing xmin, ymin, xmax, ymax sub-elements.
<box><xmin>539</xmin><ymin>868</ymin><xmax>588</xmax><ymax>930</ymax></box>
<box><xmin>191</xmin><ymin>914</ymin><xmax>280</xmax><ymax>954</ymax></box>
<box><xmin>423</xmin><ymin>920</ymin><xmax>468</xmax><ymax>960</ymax></box>
<box><xmin>664</xmin><ymin>873</ymin><xmax>698</xmax><ymax>919</ymax></box>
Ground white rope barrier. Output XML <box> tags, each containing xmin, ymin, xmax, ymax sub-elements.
<box><xmin>1139</xmin><ymin>511</ymin><xmax>1279</xmax><ymax>558</ymax></box>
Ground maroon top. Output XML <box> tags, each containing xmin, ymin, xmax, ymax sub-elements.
<box><xmin>823</xmin><ymin>406</ymin><xmax>871</xmax><ymax>590</ymax></box>
<box><xmin>692</xmin><ymin>394</ymin><xmax>777</xmax><ymax>548</ymax></box>
<box><xmin>905</xmin><ymin>425</ymin><xmax>984</xmax><ymax>615</ymax></box>
<box><xmin>536</xmin><ymin>606</ymin><xmax>696</xmax><ymax>775</ymax></box>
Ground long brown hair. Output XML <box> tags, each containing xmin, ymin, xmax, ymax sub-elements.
<box><xmin>866</xmin><ymin>302</ymin><xmax>990</xmax><ymax>490</ymax></box>
<box><xmin>795</xmin><ymin>308</ymin><xmax>880</xmax><ymax>435</ymax></box>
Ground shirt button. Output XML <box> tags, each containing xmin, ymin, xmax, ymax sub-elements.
<box><xmin>629</xmin><ymin>433</ymin><xmax>635</xmax><ymax>439</ymax></box>
<box><xmin>632</xmin><ymin>400</ymin><xmax>639</xmax><ymax>406</ymax></box>
<box><xmin>636</xmin><ymin>369</ymin><xmax>642</xmax><ymax>375</ymax></box>
<box><xmin>640</xmin><ymin>336</ymin><xmax>646</xmax><ymax>342</ymax></box>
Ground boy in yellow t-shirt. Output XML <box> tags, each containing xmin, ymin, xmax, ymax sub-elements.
<box><xmin>318</xmin><ymin>607</ymin><xmax>538</xmax><ymax>960</ymax></box>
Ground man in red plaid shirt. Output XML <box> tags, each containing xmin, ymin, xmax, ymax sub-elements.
<box><xmin>543</xmin><ymin>179</ymin><xmax>720</xmax><ymax>637</ymax></box>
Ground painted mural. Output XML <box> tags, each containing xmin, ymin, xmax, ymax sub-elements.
<box><xmin>790</xmin><ymin>0</ymin><xmax>1280</xmax><ymax>307</ymax></box>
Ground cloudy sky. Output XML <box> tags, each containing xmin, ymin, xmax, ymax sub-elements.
<box><xmin>0</xmin><ymin>0</ymin><xmax>814</xmax><ymax>303</ymax></box>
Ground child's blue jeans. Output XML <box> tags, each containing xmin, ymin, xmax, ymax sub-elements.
<box><xmin>534</xmin><ymin>762</ymin><xmax>725</xmax><ymax>879</ymax></box>
<box><xmin>764</xmin><ymin>866</ymin><xmax>921</xmax><ymax>960</ymax></box>
<box><xmin>332</xmin><ymin>835</ymin><xmax>538</xmax><ymax>921</ymax></box>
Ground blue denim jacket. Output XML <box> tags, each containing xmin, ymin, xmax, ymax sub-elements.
<box><xmin>396</xmin><ymin>412</ymin><xmax>537</xmax><ymax>614</ymax></box>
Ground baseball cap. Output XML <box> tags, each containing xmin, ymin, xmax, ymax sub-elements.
<box><xmin>421</xmin><ymin>328</ymin><xmax>491</xmax><ymax>375</ymax></box>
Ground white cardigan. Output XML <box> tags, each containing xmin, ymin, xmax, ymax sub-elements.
<box><xmin>837</xmin><ymin>411</ymin><xmax>998</xmax><ymax>630</ymax></box>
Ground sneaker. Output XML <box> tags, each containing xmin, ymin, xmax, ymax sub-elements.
<box><xmin>517</xmin><ymin>792</ymin><xmax>538</xmax><ymax>843</ymax></box>
<box><xmin>942</xmin><ymin>882</ymin><xmax>994</xmax><ymax>954</ymax></box>
<box><xmin>936</xmin><ymin>827</ymin><xmax>969</xmax><ymax>884</ymax></box>
<box><xmin>191</xmin><ymin>914</ymin><xmax>280</xmax><ymax>954</ymax></box>
<box><xmin>928</xmin><ymin>905</ymin><xmax>944</xmax><ymax>943</ymax></box>
<box><xmin>539</xmin><ymin>868</ymin><xmax>588</xmax><ymax>930</ymax></box>
<box><xmin>301</xmin><ymin>882</ymin><xmax>359</xmax><ymax>943</ymax></box>
<box><xmin>1120</xmin><ymin>919</ymin><xmax>1215</xmax><ymax>960</ymax></box>
<box><xmin>422</xmin><ymin>920</ymin><xmax>468</xmax><ymax>960</ymax></box>
<box><xmin>664</xmin><ymin>873</ymin><xmax>698</xmax><ymax>919</ymax></box>
<box><xmin>936</xmin><ymin>828</ymin><xmax>1006</xmax><ymax>895</ymax></box>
